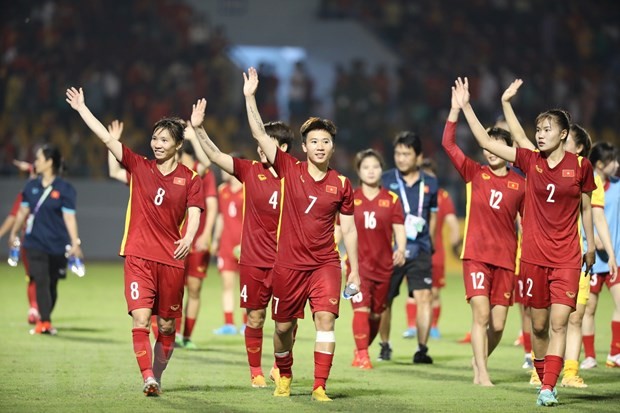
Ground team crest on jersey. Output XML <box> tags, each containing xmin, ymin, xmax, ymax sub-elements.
<box><xmin>507</xmin><ymin>181</ymin><xmax>520</xmax><ymax>190</ymax></box>
<box><xmin>535</xmin><ymin>165</ymin><xmax>543</xmax><ymax>173</ymax></box>
<box><xmin>51</xmin><ymin>190</ymin><xmax>60</xmax><ymax>199</ymax></box>
<box><xmin>354</xmin><ymin>199</ymin><xmax>363</xmax><ymax>206</ymax></box>
<box><xmin>379</xmin><ymin>199</ymin><xmax>390</xmax><ymax>208</ymax></box>
<box><xmin>258</xmin><ymin>174</ymin><xmax>267</xmax><ymax>181</ymax></box>
<box><xmin>562</xmin><ymin>169</ymin><xmax>575</xmax><ymax>178</ymax></box>
<box><xmin>173</xmin><ymin>177</ymin><xmax>186</xmax><ymax>186</ymax></box>
<box><xmin>326</xmin><ymin>185</ymin><xmax>337</xmax><ymax>194</ymax></box>
<box><xmin>482</xmin><ymin>173</ymin><xmax>491</xmax><ymax>180</ymax></box>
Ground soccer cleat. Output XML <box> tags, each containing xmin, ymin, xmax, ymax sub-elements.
<box><xmin>239</xmin><ymin>324</ymin><xmax>247</xmax><ymax>335</ymax></box>
<box><xmin>213</xmin><ymin>324</ymin><xmax>237</xmax><ymax>335</ymax></box>
<box><xmin>27</xmin><ymin>308</ymin><xmax>40</xmax><ymax>325</ymax></box>
<box><xmin>429</xmin><ymin>327</ymin><xmax>441</xmax><ymax>339</ymax></box>
<box><xmin>402</xmin><ymin>327</ymin><xmax>417</xmax><ymax>339</ymax></box>
<box><xmin>513</xmin><ymin>331</ymin><xmax>524</xmax><ymax>346</ymax></box>
<box><xmin>377</xmin><ymin>342</ymin><xmax>392</xmax><ymax>361</ymax></box>
<box><xmin>143</xmin><ymin>377</ymin><xmax>160</xmax><ymax>397</ymax></box>
<box><xmin>251</xmin><ymin>375</ymin><xmax>267</xmax><ymax>388</ymax></box>
<box><xmin>522</xmin><ymin>354</ymin><xmax>533</xmax><ymax>369</ymax></box>
<box><xmin>273</xmin><ymin>376</ymin><xmax>291</xmax><ymax>397</ymax></box>
<box><xmin>561</xmin><ymin>375</ymin><xmax>588</xmax><ymax>388</ymax></box>
<box><xmin>29</xmin><ymin>321</ymin><xmax>57</xmax><ymax>336</ymax></box>
<box><xmin>182</xmin><ymin>339</ymin><xmax>197</xmax><ymax>350</ymax></box>
<box><xmin>606</xmin><ymin>353</ymin><xmax>620</xmax><ymax>368</ymax></box>
<box><xmin>536</xmin><ymin>389</ymin><xmax>559</xmax><ymax>407</ymax></box>
<box><xmin>269</xmin><ymin>367</ymin><xmax>280</xmax><ymax>386</ymax></box>
<box><xmin>311</xmin><ymin>386</ymin><xmax>332</xmax><ymax>402</ymax></box>
<box><xmin>529</xmin><ymin>369</ymin><xmax>541</xmax><ymax>386</ymax></box>
<box><xmin>458</xmin><ymin>332</ymin><xmax>471</xmax><ymax>344</ymax></box>
<box><xmin>358</xmin><ymin>354</ymin><xmax>373</xmax><ymax>370</ymax></box>
<box><xmin>580</xmin><ymin>357</ymin><xmax>598</xmax><ymax>369</ymax></box>
<box><xmin>174</xmin><ymin>334</ymin><xmax>184</xmax><ymax>348</ymax></box>
<box><xmin>413</xmin><ymin>350</ymin><xmax>433</xmax><ymax>364</ymax></box>
<box><xmin>351</xmin><ymin>349</ymin><xmax>361</xmax><ymax>367</ymax></box>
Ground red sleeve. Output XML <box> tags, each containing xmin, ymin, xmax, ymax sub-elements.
<box><xmin>9</xmin><ymin>193</ymin><xmax>22</xmax><ymax>216</ymax></box>
<box><xmin>120</xmin><ymin>144</ymin><xmax>142</xmax><ymax>172</ymax></box>
<box><xmin>339</xmin><ymin>178</ymin><xmax>354</xmax><ymax>215</ymax></box>
<box><xmin>202</xmin><ymin>169</ymin><xmax>217</xmax><ymax>198</ymax></box>
<box><xmin>272</xmin><ymin>148</ymin><xmax>296</xmax><ymax>176</ymax></box>
<box><xmin>442</xmin><ymin>120</ymin><xmax>481</xmax><ymax>182</ymax></box>
<box><xmin>580</xmin><ymin>158</ymin><xmax>597</xmax><ymax>193</ymax></box>
<box><xmin>392</xmin><ymin>197</ymin><xmax>405</xmax><ymax>224</ymax></box>
<box><xmin>442</xmin><ymin>191</ymin><xmax>456</xmax><ymax>215</ymax></box>
<box><xmin>232</xmin><ymin>158</ymin><xmax>253</xmax><ymax>183</ymax></box>
<box><xmin>513</xmin><ymin>147</ymin><xmax>534</xmax><ymax>174</ymax></box>
<box><xmin>187</xmin><ymin>174</ymin><xmax>205</xmax><ymax>210</ymax></box>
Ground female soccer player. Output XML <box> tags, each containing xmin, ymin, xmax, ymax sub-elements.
<box><xmin>501</xmin><ymin>80</ymin><xmax>618</xmax><ymax>387</ymax></box>
<box><xmin>442</xmin><ymin>88</ymin><xmax>525</xmax><ymax>386</ymax></box>
<box><xmin>453</xmin><ymin>77</ymin><xmax>596</xmax><ymax>407</ymax></box>
<box><xmin>336</xmin><ymin>149</ymin><xmax>406</xmax><ymax>370</ymax></box>
<box><xmin>244</xmin><ymin>67</ymin><xmax>360</xmax><ymax>401</ymax></box>
<box><xmin>582</xmin><ymin>142</ymin><xmax>620</xmax><ymax>369</ymax></box>
<box><xmin>66</xmin><ymin>87</ymin><xmax>204</xmax><ymax>397</ymax></box>
<box><xmin>9</xmin><ymin>144</ymin><xmax>83</xmax><ymax>336</ymax></box>
<box><xmin>186</xmin><ymin>98</ymin><xmax>295</xmax><ymax>388</ymax></box>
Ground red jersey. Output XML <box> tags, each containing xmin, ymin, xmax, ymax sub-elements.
<box><xmin>273</xmin><ymin>149</ymin><xmax>354</xmax><ymax>270</ymax></box>
<box><xmin>10</xmin><ymin>192</ymin><xmax>22</xmax><ymax>216</ymax></box>
<box><xmin>119</xmin><ymin>145</ymin><xmax>205</xmax><ymax>268</ymax></box>
<box><xmin>181</xmin><ymin>166</ymin><xmax>217</xmax><ymax>242</ymax></box>
<box><xmin>443</xmin><ymin>120</ymin><xmax>525</xmax><ymax>271</ymax></box>
<box><xmin>353</xmin><ymin>188</ymin><xmax>404</xmax><ymax>281</ymax></box>
<box><xmin>432</xmin><ymin>188</ymin><xmax>456</xmax><ymax>269</ymax></box>
<box><xmin>233</xmin><ymin>158</ymin><xmax>281</xmax><ymax>268</ymax></box>
<box><xmin>514</xmin><ymin>148</ymin><xmax>596</xmax><ymax>269</ymax></box>
<box><xmin>217</xmin><ymin>181</ymin><xmax>243</xmax><ymax>253</ymax></box>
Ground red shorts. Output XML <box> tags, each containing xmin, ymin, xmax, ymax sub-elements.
<box><xmin>462</xmin><ymin>260</ymin><xmax>515</xmax><ymax>306</ymax></box>
<box><xmin>239</xmin><ymin>264</ymin><xmax>273</xmax><ymax>310</ymax></box>
<box><xmin>271</xmin><ymin>264</ymin><xmax>341</xmax><ymax>322</ymax></box>
<box><xmin>351</xmin><ymin>277</ymin><xmax>390</xmax><ymax>315</ymax></box>
<box><xmin>124</xmin><ymin>255</ymin><xmax>185</xmax><ymax>318</ymax></box>
<box><xmin>514</xmin><ymin>276</ymin><xmax>526</xmax><ymax>305</ymax></box>
<box><xmin>432</xmin><ymin>264</ymin><xmax>446</xmax><ymax>289</ymax></box>
<box><xmin>185</xmin><ymin>250</ymin><xmax>210</xmax><ymax>279</ymax></box>
<box><xmin>519</xmin><ymin>261</ymin><xmax>580</xmax><ymax>309</ymax></box>
<box><xmin>217</xmin><ymin>243</ymin><xmax>240</xmax><ymax>272</ymax></box>
<box><xmin>589</xmin><ymin>272</ymin><xmax>619</xmax><ymax>294</ymax></box>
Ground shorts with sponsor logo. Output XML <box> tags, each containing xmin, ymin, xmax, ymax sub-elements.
<box><xmin>271</xmin><ymin>264</ymin><xmax>341</xmax><ymax>322</ymax></box>
<box><xmin>432</xmin><ymin>264</ymin><xmax>446</xmax><ymax>289</ymax></box>
<box><xmin>577</xmin><ymin>273</ymin><xmax>591</xmax><ymax>306</ymax></box>
<box><xmin>185</xmin><ymin>250</ymin><xmax>210</xmax><ymax>279</ymax></box>
<box><xmin>217</xmin><ymin>244</ymin><xmax>240</xmax><ymax>272</ymax></box>
<box><xmin>124</xmin><ymin>255</ymin><xmax>184</xmax><ymax>318</ymax></box>
<box><xmin>351</xmin><ymin>277</ymin><xmax>390</xmax><ymax>315</ymax></box>
<box><xmin>462</xmin><ymin>260</ymin><xmax>515</xmax><ymax>306</ymax></box>
<box><xmin>388</xmin><ymin>251</ymin><xmax>432</xmax><ymax>300</ymax></box>
<box><xmin>589</xmin><ymin>271</ymin><xmax>619</xmax><ymax>294</ymax></box>
<box><xmin>519</xmin><ymin>261</ymin><xmax>580</xmax><ymax>309</ymax></box>
<box><xmin>239</xmin><ymin>264</ymin><xmax>273</xmax><ymax>310</ymax></box>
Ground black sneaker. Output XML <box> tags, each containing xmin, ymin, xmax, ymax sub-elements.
<box><xmin>378</xmin><ymin>342</ymin><xmax>392</xmax><ymax>361</ymax></box>
<box><xmin>413</xmin><ymin>350</ymin><xmax>433</xmax><ymax>364</ymax></box>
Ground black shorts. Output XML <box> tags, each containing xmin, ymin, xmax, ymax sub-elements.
<box><xmin>388</xmin><ymin>251</ymin><xmax>432</xmax><ymax>301</ymax></box>
<box><xmin>26</xmin><ymin>248</ymin><xmax>68</xmax><ymax>281</ymax></box>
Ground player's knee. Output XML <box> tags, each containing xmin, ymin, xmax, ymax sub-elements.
<box><xmin>531</xmin><ymin>322</ymin><xmax>549</xmax><ymax>337</ymax></box>
<box><xmin>274</xmin><ymin>321</ymin><xmax>294</xmax><ymax>336</ymax></box>
<box><xmin>247</xmin><ymin>309</ymin><xmax>266</xmax><ymax>328</ymax></box>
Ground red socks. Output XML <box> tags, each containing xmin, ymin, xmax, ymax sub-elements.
<box><xmin>611</xmin><ymin>321</ymin><xmax>620</xmax><ymax>356</ymax></box>
<box><xmin>541</xmin><ymin>355</ymin><xmax>563</xmax><ymax>391</ymax></box>
<box><xmin>224</xmin><ymin>312</ymin><xmax>234</xmax><ymax>325</ymax></box>
<box><xmin>175</xmin><ymin>317</ymin><xmax>181</xmax><ymax>334</ymax></box>
<box><xmin>352</xmin><ymin>311</ymin><xmax>370</xmax><ymax>351</ymax></box>
<box><xmin>432</xmin><ymin>306</ymin><xmax>441</xmax><ymax>328</ymax></box>
<box><xmin>275</xmin><ymin>351</ymin><xmax>293</xmax><ymax>378</ymax></box>
<box><xmin>132</xmin><ymin>328</ymin><xmax>153</xmax><ymax>380</ymax></box>
<box><xmin>313</xmin><ymin>351</ymin><xmax>333</xmax><ymax>391</ymax></box>
<box><xmin>369</xmin><ymin>318</ymin><xmax>380</xmax><ymax>345</ymax></box>
<box><xmin>245</xmin><ymin>326</ymin><xmax>263</xmax><ymax>377</ymax></box>
<box><xmin>406</xmin><ymin>301</ymin><xmax>417</xmax><ymax>328</ymax></box>
<box><xmin>183</xmin><ymin>317</ymin><xmax>196</xmax><ymax>339</ymax></box>
<box><xmin>523</xmin><ymin>332</ymin><xmax>532</xmax><ymax>354</ymax></box>
<box><xmin>582</xmin><ymin>335</ymin><xmax>596</xmax><ymax>359</ymax></box>
<box><xmin>150</xmin><ymin>315</ymin><xmax>159</xmax><ymax>339</ymax></box>
<box><xmin>534</xmin><ymin>358</ymin><xmax>545</xmax><ymax>382</ymax></box>
<box><xmin>152</xmin><ymin>333</ymin><xmax>175</xmax><ymax>379</ymax></box>
<box><xmin>27</xmin><ymin>281</ymin><xmax>38</xmax><ymax>309</ymax></box>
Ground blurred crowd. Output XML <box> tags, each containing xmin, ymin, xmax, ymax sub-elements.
<box><xmin>2</xmin><ymin>0</ymin><xmax>619</xmax><ymax>197</ymax></box>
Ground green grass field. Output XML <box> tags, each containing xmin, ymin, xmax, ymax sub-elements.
<box><xmin>1</xmin><ymin>262</ymin><xmax>618</xmax><ymax>412</ymax></box>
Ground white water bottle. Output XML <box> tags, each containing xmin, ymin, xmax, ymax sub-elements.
<box><xmin>65</xmin><ymin>245</ymin><xmax>86</xmax><ymax>277</ymax></box>
<box><xmin>7</xmin><ymin>238</ymin><xmax>20</xmax><ymax>267</ymax></box>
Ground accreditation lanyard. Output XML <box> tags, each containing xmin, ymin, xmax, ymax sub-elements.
<box><xmin>25</xmin><ymin>185</ymin><xmax>53</xmax><ymax>235</ymax></box>
<box><xmin>395</xmin><ymin>170</ymin><xmax>424</xmax><ymax>217</ymax></box>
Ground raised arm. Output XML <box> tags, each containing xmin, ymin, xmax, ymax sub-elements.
<box><xmin>442</xmin><ymin>89</ymin><xmax>468</xmax><ymax>170</ymax></box>
<box><xmin>501</xmin><ymin>79</ymin><xmax>535</xmax><ymax>150</ymax></box>
<box><xmin>187</xmin><ymin>99</ymin><xmax>234</xmax><ymax>174</ymax></box>
<box><xmin>106</xmin><ymin>120</ymin><xmax>128</xmax><ymax>183</ymax></box>
<box><xmin>66</xmin><ymin>87</ymin><xmax>122</xmax><ymax>161</ymax></box>
<box><xmin>243</xmin><ymin>67</ymin><xmax>277</xmax><ymax>164</ymax></box>
<box><xmin>454</xmin><ymin>77</ymin><xmax>517</xmax><ymax>163</ymax></box>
